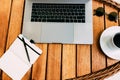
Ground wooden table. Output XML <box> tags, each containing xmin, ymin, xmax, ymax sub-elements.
<box><xmin>0</xmin><ymin>0</ymin><xmax>120</xmax><ymax>80</ymax></box>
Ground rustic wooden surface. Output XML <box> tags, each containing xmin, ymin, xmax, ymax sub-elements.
<box><xmin>0</xmin><ymin>0</ymin><xmax>120</xmax><ymax>80</ymax></box>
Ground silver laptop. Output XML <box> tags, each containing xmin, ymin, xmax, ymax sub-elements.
<box><xmin>22</xmin><ymin>0</ymin><xmax>93</xmax><ymax>44</ymax></box>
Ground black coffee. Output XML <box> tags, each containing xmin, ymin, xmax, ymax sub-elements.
<box><xmin>113</xmin><ymin>33</ymin><xmax>120</xmax><ymax>48</ymax></box>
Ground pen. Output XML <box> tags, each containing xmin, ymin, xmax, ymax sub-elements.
<box><xmin>22</xmin><ymin>37</ymin><xmax>30</xmax><ymax>62</ymax></box>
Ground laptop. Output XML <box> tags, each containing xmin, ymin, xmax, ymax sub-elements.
<box><xmin>22</xmin><ymin>0</ymin><xmax>93</xmax><ymax>44</ymax></box>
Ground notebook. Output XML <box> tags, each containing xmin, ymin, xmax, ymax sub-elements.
<box><xmin>0</xmin><ymin>34</ymin><xmax>42</xmax><ymax>80</ymax></box>
<box><xmin>22</xmin><ymin>0</ymin><xmax>93</xmax><ymax>44</ymax></box>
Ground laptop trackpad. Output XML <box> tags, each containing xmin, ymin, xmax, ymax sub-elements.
<box><xmin>41</xmin><ymin>23</ymin><xmax>74</xmax><ymax>43</ymax></box>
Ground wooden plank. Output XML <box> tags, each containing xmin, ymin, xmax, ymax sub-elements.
<box><xmin>62</xmin><ymin>44</ymin><xmax>76</xmax><ymax>79</ymax></box>
<box><xmin>0</xmin><ymin>0</ymin><xmax>12</xmax><ymax>57</ymax></box>
<box><xmin>2</xmin><ymin>0</ymin><xmax>25</xmax><ymax>80</ymax></box>
<box><xmin>105</xmin><ymin>4</ymin><xmax>119</xmax><ymax>66</ymax></box>
<box><xmin>0</xmin><ymin>72</ymin><xmax>2</xmax><ymax>80</ymax></box>
<box><xmin>32</xmin><ymin>44</ymin><xmax>47</xmax><ymax>80</ymax></box>
<box><xmin>46</xmin><ymin>44</ymin><xmax>61</xmax><ymax>80</ymax></box>
<box><xmin>92</xmin><ymin>1</ymin><xmax>106</xmax><ymax>72</ymax></box>
<box><xmin>0</xmin><ymin>0</ymin><xmax>12</xmax><ymax>79</ymax></box>
<box><xmin>118</xmin><ymin>11</ymin><xmax>120</xmax><ymax>26</ymax></box>
<box><xmin>77</xmin><ymin>45</ymin><xmax>90</xmax><ymax>76</ymax></box>
<box><xmin>5</xmin><ymin>0</ymin><xmax>24</xmax><ymax>49</ymax></box>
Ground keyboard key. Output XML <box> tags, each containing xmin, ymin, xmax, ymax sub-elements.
<box><xmin>31</xmin><ymin>3</ymin><xmax>85</xmax><ymax>23</ymax></box>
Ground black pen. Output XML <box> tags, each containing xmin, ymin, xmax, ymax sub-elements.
<box><xmin>22</xmin><ymin>37</ymin><xmax>30</xmax><ymax>62</ymax></box>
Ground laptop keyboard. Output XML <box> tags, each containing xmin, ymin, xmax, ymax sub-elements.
<box><xmin>31</xmin><ymin>3</ymin><xmax>85</xmax><ymax>23</ymax></box>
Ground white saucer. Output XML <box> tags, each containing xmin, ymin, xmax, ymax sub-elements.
<box><xmin>100</xmin><ymin>26</ymin><xmax>120</xmax><ymax>60</ymax></box>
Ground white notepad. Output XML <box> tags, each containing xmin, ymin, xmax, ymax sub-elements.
<box><xmin>0</xmin><ymin>34</ymin><xmax>42</xmax><ymax>80</ymax></box>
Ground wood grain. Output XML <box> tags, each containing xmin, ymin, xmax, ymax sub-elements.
<box><xmin>105</xmin><ymin>4</ymin><xmax>119</xmax><ymax>66</ymax></box>
<box><xmin>118</xmin><ymin>11</ymin><xmax>120</xmax><ymax>26</ymax></box>
<box><xmin>32</xmin><ymin>44</ymin><xmax>47</xmax><ymax>80</ymax></box>
<box><xmin>0</xmin><ymin>72</ymin><xmax>1</xmax><ymax>80</ymax></box>
<box><xmin>77</xmin><ymin>45</ymin><xmax>90</xmax><ymax>76</ymax></box>
<box><xmin>62</xmin><ymin>44</ymin><xmax>76</xmax><ymax>80</ymax></box>
<box><xmin>1</xmin><ymin>1</ymin><xmax>120</xmax><ymax>80</ymax></box>
<box><xmin>46</xmin><ymin>44</ymin><xmax>61</xmax><ymax>80</ymax></box>
<box><xmin>0</xmin><ymin>0</ymin><xmax>11</xmax><ymax>56</ymax></box>
<box><xmin>0</xmin><ymin>0</ymin><xmax>12</xmax><ymax>79</ymax></box>
<box><xmin>5</xmin><ymin>0</ymin><xmax>24</xmax><ymax>49</ymax></box>
<box><xmin>2</xmin><ymin>0</ymin><xmax>25</xmax><ymax>80</ymax></box>
<box><xmin>92</xmin><ymin>1</ymin><xmax>106</xmax><ymax>72</ymax></box>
